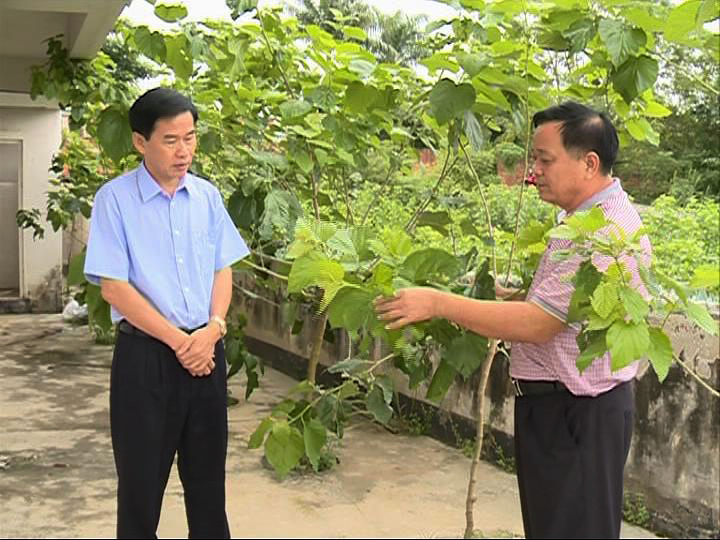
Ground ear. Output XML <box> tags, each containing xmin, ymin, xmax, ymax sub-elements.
<box><xmin>584</xmin><ymin>151</ymin><xmax>601</xmax><ymax>177</ymax></box>
<box><xmin>132</xmin><ymin>132</ymin><xmax>147</xmax><ymax>156</ymax></box>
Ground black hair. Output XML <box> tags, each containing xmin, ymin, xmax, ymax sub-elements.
<box><xmin>532</xmin><ymin>101</ymin><xmax>619</xmax><ymax>175</ymax></box>
<box><xmin>128</xmin><ymin>87</ymin><xmax>198</xmax><ymax>140</ymax></box>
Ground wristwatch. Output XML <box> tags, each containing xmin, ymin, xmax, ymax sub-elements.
<box><xmin>209</xmin><ymin>315</ymin><xmax>227</xmax><ymax>337</ymax></box>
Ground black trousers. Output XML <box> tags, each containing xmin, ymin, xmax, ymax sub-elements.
<box><xmin>110</xmin><ymin>331</ymin><xmax>230</xmax><ymax>539</ymax></box>
<box><xmin>514</xmin><ymin>381</ymin><xmax>634</xmax><ymax>539</ymax></box>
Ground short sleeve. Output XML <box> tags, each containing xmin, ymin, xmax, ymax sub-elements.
<box><xmin>84</xmin><ymin>186</ymin><xmax>130</xmax><ymax>285</ymax></box>
<box><xmin>212</xmin><ymin>188</ymin><xmax>250</xmax><ymax>270</ymax></box>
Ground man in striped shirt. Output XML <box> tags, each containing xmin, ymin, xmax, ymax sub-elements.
<box><xmin>375</xmin><ymin>101</ymin><xmax>651</xmax><ymax>539</ymax></box>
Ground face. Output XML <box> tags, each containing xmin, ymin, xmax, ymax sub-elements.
<box><xmin>132</xmin><ymin>111</ymin><xmax>196</xmax><ymax>184</ymax></box>
<box><xmin>531</xmin><ymin>121</ymin><xmax>590</xmax><ymax>212</ymax></box>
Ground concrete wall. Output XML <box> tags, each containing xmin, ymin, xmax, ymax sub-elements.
<box><xmin>0</xmin><ymin>100</ymin><xmax>63</xmax><ymax>310</ymax></box>
<box><xmin>233</xmin><ymin>272</ymin><xmax>720</xmax><ymax>538</ymax></box>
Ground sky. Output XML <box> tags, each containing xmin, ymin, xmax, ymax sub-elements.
<box><xmin>121</xmin><ymin>0</ymin><xmax>458</xmax><ymax>27</ymax></box>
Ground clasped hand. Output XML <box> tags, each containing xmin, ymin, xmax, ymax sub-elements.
<box><xmin>174</xmin><ymin>326</ymin><xmax>219</xmax><ymax>377</ymax></box>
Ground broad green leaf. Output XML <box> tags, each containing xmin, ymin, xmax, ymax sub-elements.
<box><xmin>576</xmin><ymin>331</ymin><xmax>608</xmax><ymax>373</ymax></box>
<box><xmin>293</xmin><ymin>148</ymin><xmax>314</xmax><ymax>174</ymax></box>
<box><xmin>400</xmin><ymin>248</ymin><xmax>462</xmax><ymax>283</ymax></box>
<box><xmin>67</xmin><ymin>251</ymin><xmax>86</xmax><ymax>286</ymax></box>
<box><xmin>134</xmin><ymin>27</ymin><xmax>166</xmax><ymax>61</ymax></box>
<box><xmin>564</xmin><ymin>18</ymin><xmax>597</xmax><ymax>54</ymax></box>
<box><xmin>690</xmin><ymin>264</ymin><xmax>720</xmax><ymax>289</ymax></box>
<box><xmin>622</xmin><ymin>7</ymin><xmax>665</xmax><ymax>32</ymax></box>
<box><xmin>612</xmin><ymin>55</ymin><xmax>659</xmax><ymax>104</ymax></box>
<box><xmin>664</xmin><ymin>0</ymin><xmax>701</xmax><ymax>44</ymax></box>
<box><xmin>591</xmin><ymin>281</ymin><xmax>619</xmax><ymax>319</ymax></box>
<box><xmin>265</xmin><ymin>421</ymin><xmax>305</xmax><ymax>479</ymax></box>
<box><xmin>342</xmin><ymin>25</ymin><xmax>368</xmax><ymax>41</ymax></box>
<box><xmin>306</xmin><ymin>24</ymin><xmax>336</xmax><ymax>48</ymax></box>
<box><xmin>280</xmin><ymin>99</ymin><xmax>313</xmax><ymax>120</ymax></box>
<box><xmin>327</xmin><ymin>357</ymin><xmax>374</xmax><ymax>374</ymax></box>
<box><xmin>366</xmin><ymin>386</ymin><xmax>393</xmax><ymax>424</ymax></box>
<box><xmin>620</xmin><ymin>287</ymin><xmax>649</xmax><ymax>323</ymax></box>
<box><xmin>303</xmin><ymin>418</ymin><xmax>327</xmax><ymax>471</ymax></box>
<box><xmin>154</xmin><ymin>2</ymin><xmax>188</xmax><ymax>22</ymax></box>
<box><xmin>97</xmin><ymin>107</ymin><xmax>133</xmax><ymax>163</ymax></box>
<box><xmin>444</xmin><ymin>333</ymin><xmax>488</xmax><ymax>380</ymax></box>
<box><xmin>288</xmin><ymin>253</ymin><xmax>344</xmax><ymax>293</ymax></box>
<box><xmin>647</xmin><ymin>327</ymin><xmax>674</xmax><ymax>382</ymax></box>
<box><xmin>586</xmin><ymin>311</ymin><xmax>617</xmax><ymax>331</ymax></box>
<box><xmin>337</xmin><ymin>380</ymin><xmax>359</xmax><ymax>399</ymax></box>
<box><xmin>429</xmin><ymin>79</ymin><xmax>476</xmax><ymax>125</ymax></box>
<box><xmin>686</xmin><ymin>302</ymin><xmax>719</xmax><ymax>335</ymax></box>
<box><xmin>248</xmin><ymin>417</ymin><xmax>274</xmax><ymax>449</ymax></box>
<box><xmin>426</xmin><ymin>358</ymin><xmax>456</xmax><ymax>403</ymax></box>
<box><xmin>643</xmin><ymin>101</ymin><xmax>672</xmax><ymax>118</ymax></box>
<box><xmin>327</xmin><ymin>287</ymin><xmax>374</xmax><ymax>332</ymax></box>
<box><xmin>420</xmin><ymin>52</ymin><xmax>460</xmax><ymax>74</ymax></box>
<box><xmin>416</xmin><ymin>211</ymin><xmax>451</xmax><ymax>234</ymax></box>
<box><xmin>655</xmin><ymin>271</ymin><xmax>689</xmax><ymax>304</ymax></box>
<box><xmin>464</xmin><ymin>110</ymin><xmax>484</xmax><ymax>151</ymax></box>
<box><xmin>226</xmin><ymin>0</ymin><xmax>258</xmax><ymax>19</ymax></box>
<box><xmin>565</xmin><ymin>206</ymin><xmax>608</xmax><ymax>234</ymax></box>
<box><xmin>344</xmin><ymin>81</ymin><xmax>379</xmax><ymax>113</ymax></box>
<box><xmin>607</xmin><ymin>320</ymin><xmax>650</xmax><ymax>371</ymax></box>
<box><xmin>348</xmin><ymin>59</ymin><xmax>376</xmax><ymax>78</ymax></box>
<box><xmin>327</xmin><ymin>229</ymin><xmax>357</xmax><ymax>260</ymax></box>
<box><xmin>384</xmin><ymin>228</ymin><xmax>413</xmax><ymax>259</ymax></box>
<box><xmin>165</xmin><ymin>34</ymin><xmax>192</xmax><ymax>79</ymax></box>
<box><xmin>568</xmin><ymin>260</ymin><xmax>603</xmax><ymax>322</ymax></box>
<box><xmin>200</xmin><ymin>131</ymin><xmax>221</xmax><ymax>153</ymax></box>
<box><xmin>458</xmin><ymin>53</ymin><xmax>487</xmax><ymax>77</ymax></box>
<box><xmin>375</xmin><ymin>375</ymin><xmax>394</xmax><ymax>404</ymax></box>
<box><xmin>598</xmin><ymin>20</ymin><xmax>646</xmax><ymax>67</ymax></box>
<box><xmin>86</xmin><ymin>284</ymin><xmax>111</xmax><ymax>333</ymax></box>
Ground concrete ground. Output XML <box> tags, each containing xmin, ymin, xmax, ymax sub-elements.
<box><xmin>0</xmin><ymin>314</ymin><xmax>658</xmax><ymax>539</ymax></box>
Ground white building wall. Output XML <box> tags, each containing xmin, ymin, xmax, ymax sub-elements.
<box><xmin>0</xmin><ymin>103</ymin><xmax>63</xmax><ymax>309</ymax></box>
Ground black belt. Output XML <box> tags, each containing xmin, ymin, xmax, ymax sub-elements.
<box><xmin>117</xmin><ymin>319</ymin><xmax>205</xmax><ymax>339</ymax></box>
<box><xmin>512</xmin><ymin>378</ymin><xmax>569</xmax><ymax>397</ymax></box>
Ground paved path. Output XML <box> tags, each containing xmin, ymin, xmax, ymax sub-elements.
<box><xmin>0</xmin><ymin>314</ymin><xmax>658</xmax><ymax>538</ymax></box>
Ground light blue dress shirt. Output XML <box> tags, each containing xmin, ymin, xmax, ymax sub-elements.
<box><xmin>84</xmin><ymin>162</ymin><xmax>250</xmax><ymax>329</ymax></box>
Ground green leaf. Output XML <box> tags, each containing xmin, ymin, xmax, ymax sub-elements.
<box><xmin>647</xmin><ymin>327</ymin><xmax>674</xmax><ymax>382</ymax></box>
<box><xmin>576</xmin><ymin>331</ymin><xmax>608</xmax><ymax>373</ymax></box>
<box><xmin>293</xmin><ymin>148</ymin><xmax>314</xmax><ymax>174</ymax></box>
<box><xmin>643</xmin><ymin>101</ymin><xmax>672</xmax><ymax>118</ymax></box>
<box><xmin>265</xmin><ymin>421</ymin><xmax>305</xmax><ymax>479</ymax></box>
<box><xmin>607</xmin><ymin>320</ymin><xmax>650</xmax><ymax>371</ymax></box>
<box><xmin>690</xmin><ymin>264</ymin><xmax>720</xmax><ymax>289</ymax></box>
<box><xmin>344</xmin><ymin>81</ymin><xmax>379</xmax><ymax>113</ymax></box>
<box><xmin>342</xmin><ymin>25</ymin><xmax>368</xmax><ymax>41</ymax></box>
<box><xmin>327</xmin><ymin>287</ymin><xmax>374</xmax><ymax>332</ymax></box>
<box><xmin>565</xmin><ymin>206</ymin><xmax>608</xmax><ymax>234</ymax></box>
<box><xmin>620</xmin><ymin>287</ymin><xmax>649</xmax><ymax>323</ymax></box>
<box><xmin>165</xmin><ymin>34</ymin><xmax>193</xmax><ymax>79</ymax></box>
<box><xmin>463</xmin><ymin>110</ymin><xmax>484</xmax><ymax>151</ymax></box>
<box><xmin>154</xmin><ymin>2</ymin><xmax>188</xmax><ymax>22</ymax></box>
<box><xmin>97</xmin><ymin>107</ymin><xmax>133</xmax><ymax>163</ymax></box>
<box><xmin>400</xmin><ymin>248</ymin><xmax>462</xmax><ymax>283</ymax></box>
<box><xmin>612</xmin><ymin>55</ymin><xmax>658</xmax><ymax>104</ymax></box>
<box><xmin>655</xmin><ymin>271</ymin><xmax>689</xmax><ymax>304</ymax></box>
<box><xmin>303</xmin><ymin>418</ymin><xmax>327</xmax><ymax>472</ymax></box>
<box><xmin>288</xmin><ymin>253</ymin><xmax>344</xmax><ymax>293</ymax></box>
<box><xmin>426</xmin><ymin>358</ymin><xmax>456</xmax><ymax>403</ymax></box>
<box><xmin>598</xmin><ymin>20</ymin><xmax>646</xmax><ymax>67</ymax></box>
<box><xmin>458</xmin><ymin>53</ymin><xmax>487</xmax><ymax>77</ymax></box>
<box><xmin>86</xmin><ymin>284</ymin><xmax>111</xmax><ymax>334</ymax></box>
<box><xmin>444</xmin><ymin>333</ymin><xmax>488</xmax><ymax>380</ymax></box>
<box><xmin>337</xmin><ymin>381</ymin><xmax>359</xmax><ymax>399</ymax></box>
<box><xmin>564</xmin><ymin>18</ymin><xmax>597</xmax><ymax>54</ymax></box>
<box><xmin>67</xmin><ymin>251</ymin><xmax>86</xmax><ymax>287</ymax></box>
<box><xmin>348</xmin><ymin>59</ymin><xmax>376</xmax><ymax>78</ymax></box>
<box><xmin>686</xmin><ymin>302</ymin><xmax>719</xmax><ymax>335</ymax></box>
<box><xmin>280</xmin><ymin>99</ymin><xmax>313</xmax><ymax>120</ymax></box>
<box><xmin>664</xmin><ymin>0</ymin><xmax>701</xmax><ymax>44</ymax></box>
<box><xmin>226</xmin><ymin>0</ymin><xmax>258</xmax><ymax>19</ymax></box>
<box><xmin>134</xmin><ymin>27</ymin><xmax>166</xmax><ymax>61</ymax></box>
<box><xmin>429</xmin><ymin>79</ymin><xmax>476</xmax><ymax>125</ymax></box>
<box><xmin>366</xmin><ymin>386</ymin><xmax>393</xmax><ymax>424</ymax></box>
<box><xmin>248</xmin><ymin>417</ymin><xmax>274</xmax><ymax>449</ymax></box>
<box><xmin>416</xmin><ymin>211</ymin><xmax>452</xmax><ymax>234</ymax></box>
<box><xmin>591</xmin><ymin>282</ymin><xmax>619</xmax><ymax>319</ymax></box>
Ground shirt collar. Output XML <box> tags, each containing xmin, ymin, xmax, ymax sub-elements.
<box><xmin>558</xmin><ymin>178</ymin><xmax>623</xmax><ymax>222</ymax></box>
<box><xmin>137</xmin><ymin>161</ymin><xmax>193</xmax><ymax>203</ymax></box>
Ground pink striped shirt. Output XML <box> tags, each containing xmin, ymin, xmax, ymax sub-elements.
<box><xmin>510</xmin><ymin>179</ymin><xmax>652</xmax><ymax>397</ymax></box>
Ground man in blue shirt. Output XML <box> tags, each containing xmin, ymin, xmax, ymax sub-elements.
<box><xmin>84</xmin><ymin>88</ymin><xmax>249</xmax><ymax>538</ymax></box>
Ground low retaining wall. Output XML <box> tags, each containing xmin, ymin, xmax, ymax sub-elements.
<box><xmin>234</xmin><ymin>274</ymin><xmax>719</xmax><ymax>538</ymax></box>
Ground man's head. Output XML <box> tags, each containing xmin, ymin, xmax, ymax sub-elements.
<box><xmin>129</xmin><ymin>88</ymin><xmax>199</xmax><ymax>184</ymax></box>
<box><xmin>530</xmin><ymin>101</ymin><xmax>619</xmax><ymax>212</ymax></box>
